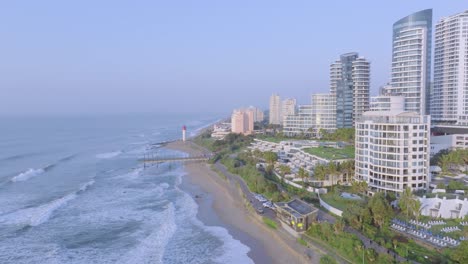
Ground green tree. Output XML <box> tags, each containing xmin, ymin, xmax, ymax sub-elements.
<box><xmin>369</xmin><ymin>192</ymin><xmax>393</xmax><ymax>228</ymax></box>
<box><xmin>298</xmin><ymin>167</ymin><xmax>309</xmax><ymax>186</ymax></box>
<box><xmin>450</xmin><ymin>241</ymin><xmax>468</xmax><ymax>264</ymax></box>
<box><xmin>263</xmin><ymin>151</ymin><xmax>278</xmax><ymax>165</ymax></box>
<box><xmin>279</xmin><ymin>165</ymin><xmax>291</xmax><ymax>177</ymax></box>
<box><xmin>399</xmin><ymin>187</ymin><xmax>417</xmax><ymax>220</ymax></box>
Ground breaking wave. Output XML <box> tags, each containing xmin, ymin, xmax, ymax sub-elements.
<box><xmin>0</xmin><ymin>180</ymin><xmax>95</xmax><ymax>227</ymax></box>
<box><xmin>10</xmin><ymin>155</ymin><xmax>76</xmax><ymax>183</ymax></box>
<box><xmin>11</xmin><ymin>168</ymin><xmax>45</xmax><ymax>182</ymax></box>
<box><xmin>96</xmin><ymin>151</ymin><xmax>122</xmax><ymax>159</ymax></box>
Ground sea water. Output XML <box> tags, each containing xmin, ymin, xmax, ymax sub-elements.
<box><xmin>0</xmin><ymin>114</ymin><xmax>253</xmax><ymax>264</ymax></box>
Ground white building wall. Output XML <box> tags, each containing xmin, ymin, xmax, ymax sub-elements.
<box><xmin>355</xmin><ymin>110</ymin><xmax>431</xmax><ymax>194</ymax></box>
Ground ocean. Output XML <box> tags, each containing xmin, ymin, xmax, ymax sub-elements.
<box><xmin>0</xmin><ymin>114</ymin><xmax>254</xmax><ymax>264</ymax></box>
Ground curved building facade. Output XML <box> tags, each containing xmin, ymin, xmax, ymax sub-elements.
<box><xmin>388</xmin><ymin>9</ymin><xmax>432</xmax><ymax>115</ymax></box>
<box><xmin>355</xmin><ymin>111</ymin><xmax>430</xmax><ymax>195</ymax></box>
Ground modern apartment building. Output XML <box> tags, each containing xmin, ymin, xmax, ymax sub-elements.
<box><xmin>283</xmin><ymin>105</ymin><xmax>313</xmax><ymax>137</ymax></box>
<box><xmin>312</xmin><ymin>93</ymin><xmax>337</xmax><ymax>132</ymax></box>
<box><xmin>355</xmin><ymin>110</ymin><xmax>431</xmax><ymax>195</ymax></box>
<box><xmin>432</xmin><ymin>10</ymin><xmax>468</xmax><ymax>126</ymax></box>
<box><xmin>387</xmin><ymin>9</ymin><xmax>432</xmax><ymax>115</ymax></box>
<box><xmin>352</xmin><ymin>58</ymin><xmax>371</xmax><ymax>125</ymax></box>
<box><xmin>282</xmin><ymin>98</ymin><xmax>297</xmax><ymax>121</ymax></box>
<box><xmin>231</xmin><ymin>109</ymin><xmax>254</xmax><ymax>135</ymax></box>
<box><xmin>283</xmin><ymin>94</ymin><xmax>336</xmax><ymax>137</ymax></box>
<box><xmin>330</xmin><ymin>53</ymin><xmax>370</xmax><ymax>128</ymax></box>
<box><xmin>269</xmin><ymin>94</ymin><xmax>282</xmax><ymax>125</ymax></box>
<box><xmin>370</xmin><ymin>96</ymin><xmax>405</xmax><ymax>112</ymax></box>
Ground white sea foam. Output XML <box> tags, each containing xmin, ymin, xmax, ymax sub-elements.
<box><xmin>0</xmin><ymin>180</ymin><xmax>95</xmax><ymax>227</ymax></box>
<box><xmin>96</xmin><ymin>151</ymin><xmax>122</xmax><ymax>159</ymax></box>
<box><xmin>11</xmin><ymin>168</ymin><xmax>45</xmax><ymax>182</ymax></box>
<box><xmin>120</xmin><ymin>203</ymin><xmax>177</xmax><ymax>264</ymax></box>
<box><xmin>113</xmin><ymin>168</ymin><xmax>144</xmax><ymax>180</ymax></box>
<box><xmin>174</xmin><ymin>173</ymin><xmax>254</xmax><ymax>264</ymax></box>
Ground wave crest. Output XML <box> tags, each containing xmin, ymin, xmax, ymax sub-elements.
<box><xmin>96</xmin><ymin>151</ymin><xmax>122</xmax><ymax>159</ymax></box>
<box><xmin>11</xmin><ymin>168</ymin><xmax>45</xmax><ymax>182</ymax></box>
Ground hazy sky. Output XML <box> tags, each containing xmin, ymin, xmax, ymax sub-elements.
<box><xmin>1</xmin><ymin>1</ymin><xmax>466</xmax><ymax>116</ymax></box>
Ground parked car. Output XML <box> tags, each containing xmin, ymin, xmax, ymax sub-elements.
<box><xmin>256</xmin><ymin>208</ymin><xmax>264</xmax><ymax>214</ymax></box>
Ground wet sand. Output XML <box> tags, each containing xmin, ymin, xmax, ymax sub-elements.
<box><xmin>166</xmin><ymin>140</ymin><xmax>317</xmax><ymax>264</ymax></box>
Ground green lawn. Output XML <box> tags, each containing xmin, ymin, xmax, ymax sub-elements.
<box><xmin>320</xmin><ymin>192</ymin><xmax>363</xmax><ymax>211</ymax></box>
<box><xmin>303</xmin><ymin>146</ymin><xmax>355</xmax><ymax>160</ymax></box>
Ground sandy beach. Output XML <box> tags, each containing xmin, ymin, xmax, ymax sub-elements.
<box><xmin>166</xmin><ymin>140</ymin><xmax>321</xmax><ymax>264</ymax></box>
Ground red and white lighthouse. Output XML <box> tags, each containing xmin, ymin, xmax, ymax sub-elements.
<box><xmin>182</xmin><ymin>125</ymin><xmax>186</xmax><ymax>142</ymax></box>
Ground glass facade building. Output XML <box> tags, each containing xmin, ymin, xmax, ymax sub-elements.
<box><xmin>330</xmin><ymin>53</ymin><xmax>370</xmax><ymax>128</ymax></box>
<box><xmin>388</xmin><ymin>9</ymin><xmax>432</xmax><ymax>115</ymax></box>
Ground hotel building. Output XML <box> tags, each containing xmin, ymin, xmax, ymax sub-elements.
<box><xmin>355</xmin><ymin>110</ymin><xmax>431</xmax><ymax>195</ymax></box>
<box><xmin>432</xmin><ymin>10</ymin><xmax>468</xmax><ymax>126</ymax></box>
<box><xmin>387</xmin><ymin>9</ymin><xmax>432</xmax><ymax>115</ymax></box>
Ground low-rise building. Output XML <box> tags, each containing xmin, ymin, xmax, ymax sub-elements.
<box><xmin>419</xmin><ymin>195</ymin><xmax>468</xmax><ymax>219</ymax></box>
<box><xmin>211</xmin><ymin>123</ymin><xmax>231</xmax><ymax>140</ymax></box>
<box><xmin>275</xmin><ymin>199</ymin><xmax>318</xmax><ymax>233</ymax></box>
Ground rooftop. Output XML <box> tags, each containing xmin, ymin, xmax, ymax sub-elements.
<box><xmin>287</xmin><ymin>199</ymin><xmax>317</xmax><ymax>215</ymax></box>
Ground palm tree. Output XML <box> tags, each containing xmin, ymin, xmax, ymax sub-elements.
<box><xmin>399</xmin><ymin>187</ymin><xmax>416</xmax><ymax>220</ymax></box>
<box><xmin>314</xmin><ymin>164</ymin><xmax>326</xmax><ymax>187</ymax></box>
<box><xmin>298</xmin><ymin>167</ymin><xmax>308</xmax><ymax>187</ymax></box>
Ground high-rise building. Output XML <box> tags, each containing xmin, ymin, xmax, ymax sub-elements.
<box><xmin>282</xmin><ymin>98</ymin><xmax>297</xmax><ymax>121</ymax></box>
<box><xmin>231</xmin><ymin>109</ymin><xmax>254</xmax><ymax>135</ymax></box>
<box><xmin>370</xmin><ymin>96</ymin><xmax>405</xmax><ymax>112</ymax></box>
<box><xmin>432</xmin><ymin>10</ymin><xmax>468</xmax><ymax>126</ymax></box>
<box><xmin>312</xmin><ymin>93</ymin><xmax>337</xmax><ymax>131</ymax></box>
<box><xmin>330</xmin><ymin>53</ymin><xmax>370</xmax><ymax>128</ymax></box>
<box><xmin>355</xmin><ymin>110</ymin><xmax>430</xmax><ymax>195</ymax></box>
<box><xmin>247</xmin><ymin>106</ymin><xmax>264</xmax><ymax>122</ymax></box>
<box><xmin>283</xmin><ymin>105</ymin><xmax>313</xmax><ymax>137</ymax></box>
<box><xmin>269</xmin><ymin>94</ymin><xmax>282</xmax><ymax>125</ymax></box>
<box><xmin>353</xmin><ymin>58</ymin><xmax>371</xmax><ymax>125</ymax></box>
<box><xmin>387</xmin><ymin>9</ymin><xmax>432</xmax><ymax>115</ymax></box>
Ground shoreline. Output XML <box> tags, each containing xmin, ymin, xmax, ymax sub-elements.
<box><xmin>166</xmin><ymin>140</ymin><xmax>319</xmax><ymax>264</ymax></box>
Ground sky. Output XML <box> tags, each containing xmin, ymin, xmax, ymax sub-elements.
<box><xmin>0</xmin><ymin>1</ymin><xmax>466</xmax><ymax>116</ymax></box>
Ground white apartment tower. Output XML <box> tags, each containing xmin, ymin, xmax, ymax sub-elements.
<box><xmin>282</xmin><ymin>98</ymin><xmax>297</xmax><ymax>120</ymax></box>
<box><xmin>432</xmin><ymin>10</ymin><xmax>468</xmax><ymax>126</ymax></box>
<box><xmin>388</xmin><ymin>9</ymin><xmax>432</xmax><ymax>115</ymax></box>
<box><xmin>269</xmin><ymin>94</ymin><xmax>282</xmax><ymax>125</ymax></box>
<box><xmin>311</xmin><ymin>93</ymin><xmax>337</xmax><ymax>131</ymax></box>
<box><xmin>355</xmin><ymin>110</ymin><xmax>431</xmax><ymax>195</ymax></box>
<box><xmin>352</xmin><ymin>58</ymin><xmax>371</xmax><ymax>124</ymax></box>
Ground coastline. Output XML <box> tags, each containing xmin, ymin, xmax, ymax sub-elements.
<box><xmin>166</xmin><ymin>140</ymin><xmax>320</xmax><ymax>264</ymax></box>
